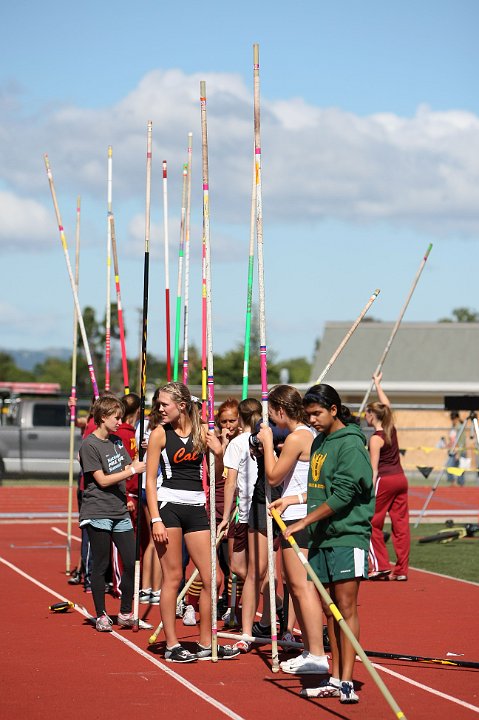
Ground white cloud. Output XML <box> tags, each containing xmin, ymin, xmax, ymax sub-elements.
<box><xmin>0</xmin><ymin>191</ymin><xmax>54</xmax><ymax>249</ymax></box>
<box><xmin>1</xmin><ymin>70</ymin><xmax>479</xmax><ymax>251</ymax></box>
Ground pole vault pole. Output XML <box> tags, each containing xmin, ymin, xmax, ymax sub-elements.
<box><xmin>66</xmin><ymin>196</ymin><xmax>81</xmax><ymax>575</ymax></box>
<box><xmin>173</xmin><ymin>163</ymin><xmax>188</xmax><ymax>381</ymax></box>
<box><xmin>315</xmin><ymin>289</ymin><xmax>380</xmax><ymax>384</ymax></box>
<box><xmin>183</xmin><ymin>132</ymin><xmax>193</xmax><ymax>384</ymax></box>
<box><xmin>44</xmin><ymin>155</ymin><xmax>99</xmax><ymax>399</ymax></box>
<box><xmin>133</xmin><ymin>120</ymin><xmax>152</xmax><ymax>631</ymax></box>
<box><xmin>253</xmin><ymin>43</ymin><xmax>279</xmax><ymax>673</ymax></box>
<box><xmin>358</xmin><ymin>244</ymin><xmax>432</xmax><ymax>416</ymax></box>
<box><xmin>242</xmin><ymin>146</ymin><xmax>257</xmax><ymax>400</ymax></box>
<box><xmin>200</xmin><ymin>80</ymin><xmax>218</xmax><ymax>662</ymax></box>
<box><xmin>109</xmin><ymin>214</ymin><xmax>130</xmax><ymax>394</ymax></box>
<box><xmin>162</xmin><ymin>160</ymin><xmax>172</xmax><ymax>381</ymax></box>
<box><xmin>105</xmin><ymin>146</ymin><xmax>113</xmax><ymax>391</ymax></box>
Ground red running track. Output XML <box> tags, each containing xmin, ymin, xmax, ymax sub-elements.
<box><xmin>0</xmin><ymin>486</ymin><xmax>478</xmax><ymax>719</ymax></box>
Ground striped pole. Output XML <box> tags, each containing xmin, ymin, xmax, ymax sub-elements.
<box><xmin>162</xmin><ymin>161</ymin><xmax>172</xmax><ymax>381</ymax></box>
<box><xmin>253</xmin><ymin>43</ymin><xmax>279</xmax><ymax>673</ymax></box>
<box><xmin>182</xmin><ymin>132</ymin><xmax>193</xmax><ymax>384</ymax></box>
<box><xmin>315</xmin><ymin>289</ymin><xmax>381</xmax><ymax>384</ymax></box>
<box><xmin>173</xmin><ymin>162</ymin><xmax>188</xmax><ymax>381</ymax></box>
<box><xmin>200</xmin><ymin>80</ymin><xmax>218</xmax><ymax>662</ymax></box>
<box><xmin>43</xmin><ymin>155</ymin><xmax>99</xmax><ymax>399</ymax></box>
<box><xmin>109</xmin><ymin>214</ymin><xmax>130</xmax><ymax>394</ymax></box>
<box><xmin>271</xmin><ymin>509</ymin><xmax>407</xmax><ymax>720</ymax></box>
<box><xmin>358</xmin><ymin>244</ymin><xmax>433</xmax><ymax>416</ymax></box>
<box><xmin>133</xmin><ymin>121</ymin><xmax>152</xmax><ymax>631</ymax></box>
<box><xmin>105</xmin><ymin>145</ymin><xmax>113</xmax><ymax>390</ymax></box>
<box><xmin>242</xmin><ymin>146</ymin><xmax>257</xmax><ymax>400</ymax></box>
<box><xmin>66</xmin><ymin>196</ymin><xmax>81</xmax><ymax>574</ymax></box>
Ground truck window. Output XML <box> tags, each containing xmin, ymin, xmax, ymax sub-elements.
<box><xmin>32</xmin><ymin>404</ymin><xmax>68</xmax><ymax>427</ymax></box>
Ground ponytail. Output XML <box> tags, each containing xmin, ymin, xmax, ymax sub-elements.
<box><xmin>366</xmin><ymin>402</ymin><xmax>394</xmax><ymax>444</ymax></box>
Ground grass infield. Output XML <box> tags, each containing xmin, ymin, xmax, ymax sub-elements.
<box><xmin>410</xmin><ymin>522</ymin><xmax>479</xmax><ymax>583</ymax></box>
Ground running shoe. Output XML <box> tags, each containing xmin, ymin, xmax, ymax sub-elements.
<box><xmin>68</xmin><ymin>569</ymin><xmax>82</xmax><ymax>585</ymax></box>
<box><xmin>390</xmin><ymin>574</ymin><xmax>408</xmax><ymax>581</ymax></box>
<box><xmin>117</xmin><ymin>612</ymin><xmax>153</xmax><ymax>630</ymax></box>
<box><xmin>368</xmin><ymin>570</ymin><xmax>391</xmax><ymax>581</ymax></box>
<box><xmin>194</xmin><ymin>643</ymin><xmax>240</xmax><ymax>660</ymax></box>
<box><xmin>300</xmin><ymin>678</ymin><xmax>341</xmax><ymax>698</ymax></box>
<box><xmin>280</xmin><ymin>630</ymin><xmax>296</xmax><ymax>644</ymax></box>
<box><xmin>95</xmin><ymin>612</ymin><xmax>113</xmax><ymax>633</ymax></box>
<box><xmin>149</xmin><ymin>590</ymin><xmax>161</xmax><ymax>604</ymax></box>
<box><xmin>233</xmin><ymin>638</ymin><xmax>253</xmax><ymax>653</ymax></box>
<box><xmin>280</xmin><ymin>652</ymin><xmax>329</xmax><ymax>675</ymax></box>
<box><xmin>280</xmin><ymin>650</ymin><xmax>308</xmax><ymax>671</ymax></box>
<box><xmin>164</xmin><ymin>645</ymin><xmax>197</xmax><ymax>663</ymax></box>
<box><xmin>339</xmin><ymin>680</ymin><xmax>359</xmax><ymax>704</ymax></box>
<box><xmin>251</xmin><ymin>621</ymin><xmax>271</xmax><ymax>638</ymax></box>
<box><xmin>139</xmin><ymin>589</ymin><xmax>151</xmax><ymax>604</ymax></box>
<box><xmin>182</xmin><ymin>604</ymin><xmax>197</xmax><ymax>626</ymax></box>
<box><xmin>176</xmin><ymin>599</ymin><xmax>186</xmax><ymax>618</ymax></box>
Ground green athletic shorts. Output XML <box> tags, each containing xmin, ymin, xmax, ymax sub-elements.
<box><xmin>308</xmin><ymin>546</ymin><xmax>368</xmax><ymax>584</ymax></box>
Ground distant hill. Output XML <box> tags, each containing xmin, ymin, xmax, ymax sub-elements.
<box><xmin>1</xmin><ymin>348</ymin><xmax>72</xmax><ymax>371</ymax></box>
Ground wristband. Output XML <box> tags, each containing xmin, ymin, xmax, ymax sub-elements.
<box><xmin>129</xmin><ymin>466</ymin><xmax>135</xmax><ymax>476</ymax></box>
<box><xmin>150</xmin><ymin>517</ymin><xmax>163</xmax><ymax>525</ymax></box>
<box><xmin>297</xmin><ymin>493</ymin><xmax>303</xmax><ymax>504</ymax></box>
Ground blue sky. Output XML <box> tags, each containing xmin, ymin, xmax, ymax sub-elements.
<box><xmin>1</xmin><ymin>0</ymin><xmax>479</xmax><ymax>371</ymax></box>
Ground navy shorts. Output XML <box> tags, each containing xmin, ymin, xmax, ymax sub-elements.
<box><xmin>280</xmin><ymin>519</ymin><xmax>310</xmax><ymax>550</ymax></box>
<box><xmin>158</xmin><ymin>501</ymin><xmax>209</xmax><ymax>534</ymax></box>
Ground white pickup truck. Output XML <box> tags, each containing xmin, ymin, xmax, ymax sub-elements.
<box><xmin>0</xmin><ymin>398</ymin><xmax>87</xmax><ymax>479</ymax></box>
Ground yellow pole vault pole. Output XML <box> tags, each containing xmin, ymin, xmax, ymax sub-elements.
<box><xmin>270</xmin><ymin>508</ymin><xmax>407</xmax><ymax>720</ymax></box>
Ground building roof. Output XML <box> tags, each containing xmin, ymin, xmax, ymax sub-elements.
<box><xmin>310</xmin><ymin>322</ymin><xmax>479</xmax><ymax>396</ymax></box>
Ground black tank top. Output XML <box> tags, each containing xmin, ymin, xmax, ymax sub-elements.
<box><xmin>160</xmin><ymin>424</ymin><xmax>204</xmax><ymax>492</ymax></box>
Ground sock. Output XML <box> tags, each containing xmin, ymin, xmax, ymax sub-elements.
<box><xmin>167</xmin><ymin>643</ymin><xmax>181</xmax><ymax>650</ymax></box>
<box><xmin>186</xmin><ymin>579</ymin><xmax>202</xmax><ymax>611</ymax></box>
<box><xmin>141</xmin><ymin>586</ymin><xmax>151</xmax><ymax>593</ymax></box>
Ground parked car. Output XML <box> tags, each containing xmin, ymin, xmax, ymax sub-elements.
<box><xmin>0</xmin><ymin>397</ymin><xmax>89</xmax><ymax>478</ymax></box>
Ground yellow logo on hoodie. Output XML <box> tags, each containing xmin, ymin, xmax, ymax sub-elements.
<box><xmin>310</xmin><ymin>451</ymin><xmax>327</xmax><ymax>486</ymax></box>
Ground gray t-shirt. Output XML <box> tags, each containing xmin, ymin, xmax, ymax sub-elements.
<box><xmin>79</xmin><ymin>433</ymin><xmax>130</xmax><ymax>521</ymax></box>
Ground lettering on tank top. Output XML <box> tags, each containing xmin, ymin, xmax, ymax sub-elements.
<box><xmin>309</xmin><ymin>450</ymin><xmax>327</xmax><ymax>488</ymax></box>
<box><xmin>173</xmin><ymin>447</ymin><xmax>200</xmax><ymax>464</ymax></box>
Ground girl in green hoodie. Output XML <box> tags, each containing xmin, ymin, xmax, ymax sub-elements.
<box><xmin>274</xmin><ymin>383</ymin><xmax>374</xmax><ymax>704</ymax></box>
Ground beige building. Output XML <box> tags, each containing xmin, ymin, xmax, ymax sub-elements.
<box><xmin>310</xmin><ymin>322</ymin><xmax>479</xmax><ymax>476</ymax></box>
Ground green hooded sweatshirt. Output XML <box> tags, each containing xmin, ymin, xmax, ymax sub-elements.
<box><xmin>307</xmin><ymin>423</ymin><xmax>374</xmax><ymax>552</ymax></box>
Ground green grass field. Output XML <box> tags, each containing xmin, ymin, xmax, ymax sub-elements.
<box><xmin>409</xmin><ymin>523</ymin><xmax>479</xmax><ymax>583</ymax></box>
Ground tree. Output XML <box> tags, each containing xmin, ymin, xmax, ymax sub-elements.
<box><xmin>0</xmin><ymin>353</ymin><xmax>35</xmax><ymax>382</ymax></box>
<box><xmin>439</xmin><ymin>307</ymin><xmax>479</xmax><ymax>323</ymax></box>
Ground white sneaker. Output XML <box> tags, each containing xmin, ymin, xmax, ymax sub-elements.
<box><xmin>176</xmin><ymin>599</ymin><xmax>186</xmax><ymax>618</ymax></box>
<box><xmin>339</xmin><ymin>680</ymin><xmax>359</xmax><ymax>704</ymax></box>
<box><xmin>281</xmin><ymin>652</ymin><xmax>329</xmax><ymax>675</ymax></box>
<box><xmin>139</xmin><ymin>588</ymin><xmax>151</xmax><ymax>604</ymax></box>
<box><xmin>300</xmin><ymin>678</ymin><xmax>341</xmax><ymax>698</ymax></box>
<box><xmin>182</xmin><ymin>604</ymin><xmax>197</xmax><ymax>626</ymax></box>
<box><xmin>280</xmin><ymin>651</ymin><xmax>308</xmax><ymax>671</ymax></box>
<box><xmin>149</xmin><ymin>590</ymin><xmax>161</xmax><ymax>605</ymax></box>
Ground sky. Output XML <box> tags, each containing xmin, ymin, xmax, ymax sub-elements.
<box><xmin>1</xmin><ymin>0</ymin><xmax>479</xmax><ymax>370</ymax></box>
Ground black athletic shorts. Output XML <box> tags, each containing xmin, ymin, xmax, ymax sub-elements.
<box><xmin>158</xmin><ymin>501</ymin><xmax>209</xmax><ymax>534</ymax></box>
<box><xmin>280</xmin><ymin>518</ymin><xmax>310</xmax><ymax>551</ymax></box>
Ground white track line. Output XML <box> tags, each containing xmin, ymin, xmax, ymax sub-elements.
<box><xmin>51</xmin><ymin>526</ymin><xmax>81</xmax><ymax>542</ymax></box>
<box><xmin>409</xmin><ymin>565</ymin><xmax>479</xmax><ymax>587</ymax></box>
<box><xmin>0</xmin><ymin>556</ymin><xmax>245</xmax><ymax>720</ymax></box>
<box><xmin>370</xmin><ymin>661</ymin><xmax>479</xmax><ymax>714</ymax></box>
